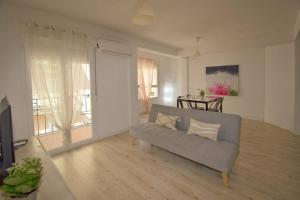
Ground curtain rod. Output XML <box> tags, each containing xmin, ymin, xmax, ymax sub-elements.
<box><xmin>25</xmin><ymin>22</ymin><xmax>128</xmax><ymax>45</ymax></box>
<box><xmin>25</xmin><ymin>22</ymin><xmax>88</xmax><ymax>37</ymax></box>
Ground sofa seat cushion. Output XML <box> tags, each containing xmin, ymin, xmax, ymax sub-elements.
<box><xmin>131</xmin><ymin>123</ymin><xmax>239</xmax><ymax>173</ymax></box>
<box><xmin>131</xmin><ymin>123</ymin><xmax>187</xmax><ymax>143</ymax></box>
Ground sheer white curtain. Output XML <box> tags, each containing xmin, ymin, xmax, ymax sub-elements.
<box><xmin>24</xmin><ymin>24</ymin><xmax>90</xmax><ymax>145</ymax></box>
<box><xmin>138</xmin><ymin>57</ymin><xmax>155</xmax><ymax>114</ymax></box>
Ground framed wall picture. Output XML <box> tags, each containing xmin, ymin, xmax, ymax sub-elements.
<box><xmin>206</xmin><ymin>65</ymin><xmax>239</xmax><ymax>96</ymax></box>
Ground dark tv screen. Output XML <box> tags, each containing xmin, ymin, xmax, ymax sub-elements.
<box><xmin>0</xmin><ymin>97</ymin><xmax>15</xmax><ymax>179</ymax></box>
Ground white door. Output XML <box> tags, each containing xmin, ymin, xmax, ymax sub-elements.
<box><xmin>94</xmin><ymin>53</ymin><xmax>130</xmax><ymax>137</ymax></box>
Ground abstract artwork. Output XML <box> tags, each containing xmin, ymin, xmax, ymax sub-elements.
<box><xmin>206</xmin><ymin>65</ymin><xmax>239</xmax><ymax>96</ymax></box>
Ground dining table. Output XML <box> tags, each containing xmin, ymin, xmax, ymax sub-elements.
<box><xmin>177</xmin><ymin>96</ymin><xmax>223</xmax><ymax>112</ymax></box>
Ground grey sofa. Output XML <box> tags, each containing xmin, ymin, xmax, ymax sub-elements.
<box><xmin>130</xmin><ymin>104</ymin><xmax>241</xmax><ymax>186</ymax></box>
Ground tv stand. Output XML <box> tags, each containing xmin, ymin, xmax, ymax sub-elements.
<box><xmin>0</xmin><ymin>137</ymin><xmax>75</xmax><ymax>199</ymax></box>
<box><xmin>0</xmin><ymin>170</ymin><xmax>8</xmax><ymax>185</ymax></box>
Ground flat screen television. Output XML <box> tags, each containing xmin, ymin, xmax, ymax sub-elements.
<box><xmin>0</xmin><ymin>97</ymin><xmax>15</xmax><ymax>182</ymax></box>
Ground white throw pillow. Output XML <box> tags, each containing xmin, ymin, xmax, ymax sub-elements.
<box><xmin>187</xmin><ymin>118</ymin><xmax>221</xmax><ymax>141</ymax></box>
<box><xmin>155</xmin><ymin>112</ymin><xmax>178</xmax><ymax>130</ymax></box>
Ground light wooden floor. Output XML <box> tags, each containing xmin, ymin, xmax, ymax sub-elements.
<box><xmin>39</xmin><ymin>125</ymin><xmax>92</xmax><ymax>150</ymax></box>
<box><xmin>53</xmin><ymin>119</ymin><xmax>300</xmax><ymax>200</ymax></box>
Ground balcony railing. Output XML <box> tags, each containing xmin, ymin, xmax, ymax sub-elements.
<box><xmin>32</xmin><ymin>94</ymin><xmax>92</xmax><ymax>136</ymax></box>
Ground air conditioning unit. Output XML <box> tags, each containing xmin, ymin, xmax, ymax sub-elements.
<box><xmin>97</xmin><ymin>39</ymin><xmax>132</xmax><ymax>56</ymax></box>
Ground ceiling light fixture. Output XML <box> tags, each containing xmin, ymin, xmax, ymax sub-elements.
<box><xmin>132</xmin><ymin>0</ymin><xmax>155</xmax><ymax>26</ymax></box>
<box><xmin>193</xmin><ymin>36</ymin><xmax>202</xmax><ymax>58</ymax></box>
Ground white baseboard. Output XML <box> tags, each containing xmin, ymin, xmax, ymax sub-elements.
<box><xmin>241</xmin><ymin>115</ymin><xmax>264</xmax><ymax>122</ymax></box>
<box><xmin>293</xmin><ymin>131</ymin><xmax>300</xmax><ymax>136</ymax></box>
<box><xmin>263</xmin><ymin>119</ymin><xmax>294</xmax><ymax>133</ymax></box>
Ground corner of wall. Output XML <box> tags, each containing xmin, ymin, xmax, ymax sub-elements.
<box><xmin>294</xmin><ymin>10</ymin><xmax>300</xmax><ymax>40</ymax></box>
<box><xmin>294</xmin><ymin>30</ymin><xmax>300</xmax><ymax>135</ymax></box>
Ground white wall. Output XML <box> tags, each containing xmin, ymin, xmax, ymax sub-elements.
<box><xmin>137</xmin><ymin>50</ymin><xmax>187</xmax><ymax>113</ymax></box>
<box><xmin>265</xmin><ymin>43</ymin><xmax>295</xmax><ymax>131</ymax></box>
<box><xmin>0</xmin><ymin>3</ymin><xmax>34</xmax><ymax>140</ymax></box>
<box><xmin>188</xmin><ymin>48</ymin><xmax>266</xmax><ymax>120</ymax></box>
<box><xmin>294</xmin><ymin>34</ymin><xmax>300</xmax><ymax>135</ymax></box>
<box><xmin>0</xmin><ymin>2</ymin><xmax>177</xmax><ymax>140</ymax></box>
<box><xmin>187</xmin><ymin>44</ymin><xmax>297</xmax><ymax>130</ymax></box>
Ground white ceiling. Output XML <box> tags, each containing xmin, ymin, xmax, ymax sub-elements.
<box><xmin>6</xmin><ymin>0</ymin><xmax>300</xmax><ymax>53</ymax></box>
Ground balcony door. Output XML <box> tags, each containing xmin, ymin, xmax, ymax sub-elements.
<box><xmin>24</xmin><ymin>24</ymin><xmax>93</xmax><ymax>150</ymax></box>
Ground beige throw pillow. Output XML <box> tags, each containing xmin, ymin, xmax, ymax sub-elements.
<box><xmin>155</xmin><ymin>112</ymin><xmax>178</xmax><ymax>130</ymax></box>
<box><xmin>187</xmin><ymin>118</ymin><xmax>221</xmax><ymax>141</ymax></box>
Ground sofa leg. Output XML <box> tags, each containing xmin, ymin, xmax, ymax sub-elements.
<box><xmin>222</xmin><ymin>172</ymin><xmax>229</xmax><ymax>187</ymax></box>
<box><xmin>131</xmin><ymin>137</ymin><xmax>138</xmax><ymax>145</ymax></box>
<box><xmin>235</xmin><ymin>158</ymin><xmax>239</xmax><ymax>166</ymax></box>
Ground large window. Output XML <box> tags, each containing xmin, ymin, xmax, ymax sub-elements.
<box><xmin>31</xmin><ymin>60</ymin><xmax>92</xmax><ymax>136</ymax></box>
<box><xmin>138</xmin><ymin>58</ymin><xmax>158</xmax><ymax>99</ymax></box>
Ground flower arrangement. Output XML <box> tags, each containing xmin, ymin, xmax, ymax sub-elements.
<box><xmin>197</xmin><ymin>89</ymin><xmax>205</xmax><ymax>98</ymax></box>
<box><xmin>0</xmin><ymin>157</ymin><xmax>42</xmax><ymax>198</ymax></box>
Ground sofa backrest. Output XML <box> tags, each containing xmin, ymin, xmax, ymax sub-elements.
<box><xmin>149</xmin><ymin>104</ymin><xmax>186</xmax><ymax>129</ymax></box>
<box><xmin>149</xmin><ymin>104</ymin><xmax>241</xmax><ymax>146</ymax></box>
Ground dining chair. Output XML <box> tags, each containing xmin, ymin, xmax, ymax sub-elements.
<box><xmin>208</xmin><ymin>98</ymin><xmax>224</xmax><ymax>112</ymax></box>
<box><xmin>187</xmin><ymin>100</ymin><xmax>194</xmax><ymax>109</ymax></box>
<box><xmin>177</xmin><ymin>96</ymin><xmax>184</xmax><ymax>108</ymax></box>
<box><xmin>179</xmin><ymin>95</ymin><xmax>193</xmax><ymax>109</ymax></box>
<box><xmin>183</xmin><ymin>95</ymin><xmax>205</xmax><ymax>110</ymax></box>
